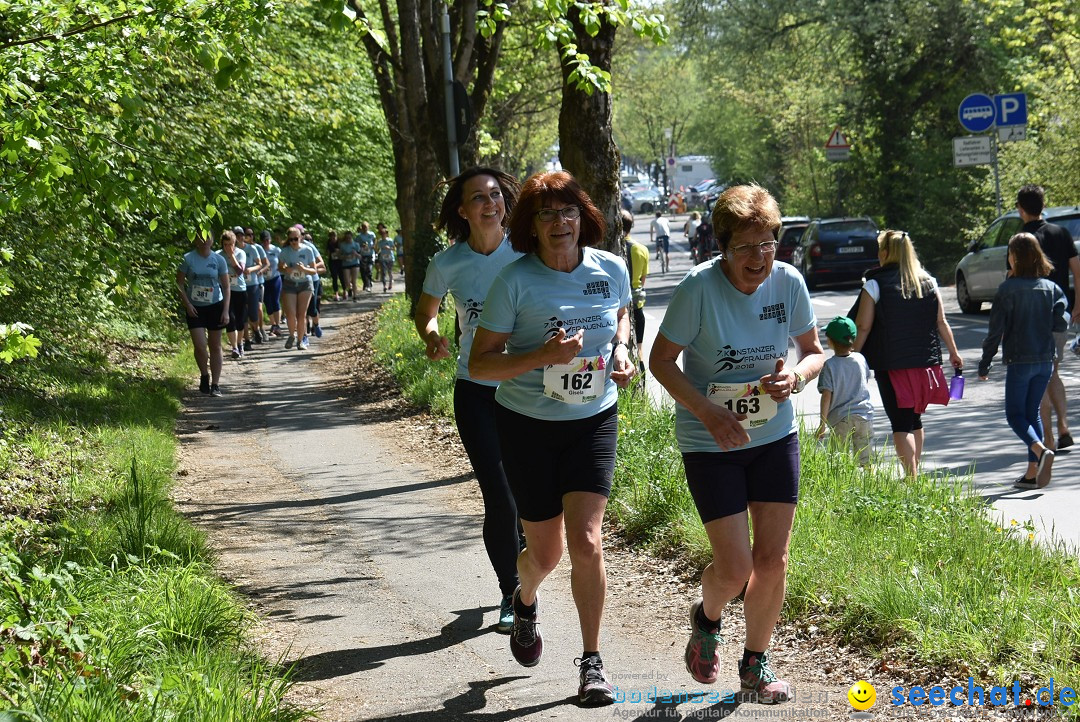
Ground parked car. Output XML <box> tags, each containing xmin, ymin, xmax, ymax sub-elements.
<box><xmin>776</xmin><ymin>216</ymin><xmax>811</xmax><ymax>264</ymax></box>
<box><xmin>687</xmin><ymin>179</ymin><xmax>719</xmax><ymax>209</ymax></box>
<box><xmin>629</xmin><ymin>187</ymin><xmax>663</xmax><ymax>214</ymax></box>
<box><xmin>954</xmin><ymin>205</ymin><xmax>1080</xmax><ymax>313</ymax></box>
<box><xmin>791</xmin><ymin>217</ymin><xmax>880</xmax><ymax>290</ymax></box>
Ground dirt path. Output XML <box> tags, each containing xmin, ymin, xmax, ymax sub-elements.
<box><xmin>173</xmin><ymin>298</ymin><xmax>1050</xmax><ymax>722</ymax></box>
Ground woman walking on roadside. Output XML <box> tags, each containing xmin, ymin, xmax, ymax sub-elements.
<box><xmin>978</xmin><ymin>232</ymin><xmax>1068</xmax><ymax>489</ymax></box>
<box><xmin>177</xmin><ymin>232</ymin><xmax>230</xmax><ymax>396</ymax></box>
<box><xmin>650</xmin><ymin>184</ymin><xmax>823</xmax><ymax>705</ymax></box>
<box><xmin>414</xmin><ymin>167</ymin><xmax>524</xmax><ymax>635</ymax></box>
<box><xmin>279</xmin><ymin>227</ymin><xmax>317</xmax><ymax>351</ymax></box>
<box><xmin>852</xmin><ymin>230</ymin><xmax>963</xmax><ymax>478</ymax></box>
<box><xmin>218</xmin><ymin>230</ymin><xmax>248</xmax><ymax>360</ymax></box>
<box><xmin>376</xmin><ymin>223</ymin><xmax>397</xmax><ymax>292</ymax></box>
<box><xmin>327</xmin><ymin>230</ymin><xmax>346</xmax><ymax>302</ymax></box>
<box><xmin>261</xmin><ymin>230</ymin><xmax>283</xmax><ymax>337</ymax></box>
<box><xmin>339</xmin><ymin>230</ymin><xmax>361</xmax><ymax>300</ymax></box>
<box><xmin>470</xmin><ymin>170</ymin><xmax>636</xmax><ymax>706</ymax></box>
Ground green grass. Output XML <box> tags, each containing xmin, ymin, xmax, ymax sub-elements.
<box><xmin>370</xmin><ymin>294</ymin><xmax>457</xmax><ymax>415</ymax></box>
<box><xmin>374</xmin><ymin>298</ymin><xmax>1080</xmax><ymax>711</ymax></box>
<box><xmin>0</xmin><ymin>337</ymin><xmax>308</xmax><ymax>720</ymax></box>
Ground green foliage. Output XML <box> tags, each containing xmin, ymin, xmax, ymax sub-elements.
<box><xmin>0</xmin><ymin>334</ymin><xmax>307</xmax><ymax>719</ymax></box>
<box><xmin>371</xmin><ymin>294</ymin><xmax>457</xmax><ymax>416</ymax></box>
<box><xmin>612</xmin><ymin>37</ymin><xmax>702</xmax><ymax>190</ymax></box>
<box><xmin>671</xmin><ymin>0</ymin><xmax>1057</xmax><ymax>276</ymax></box>
<box><xmin>987</xmin><ymin>0</ymin><xmax>1080</xmax><ymax>208</ymax></box>
<box><xmin>0</xmin><ymin>1</ymin><xmax>396</xmax><ymax>365</ymax></box>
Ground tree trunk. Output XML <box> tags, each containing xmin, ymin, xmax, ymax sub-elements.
<box><xmin>346</xmin><ymin>0</ymin><xmax>509</xmax><ymax>312</ymax></box>
<box><xmin>557</xmin><ymin>7</ymin><xmax>622</xmax><ymax>254</ymax></box>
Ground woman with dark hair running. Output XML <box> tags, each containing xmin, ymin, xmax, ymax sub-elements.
<box><xmin>470</xmin><ymin>170</ymin><xmax>636</xmax><ymax>706</ymax></box>
<box><xmin>414</xmin><ymin>167</ymin><xmax>524</xmax><ymax>634</ymax></box>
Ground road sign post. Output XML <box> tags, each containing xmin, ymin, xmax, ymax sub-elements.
<box><xmin>824</xmin><ymin>127</ymin><xmax>851</xmax><ymax>162</ymax></box>
<box><xmin>956</xmin><ymin>92</ymin><xmax>1027</xmax><ymax>216</ymax></box>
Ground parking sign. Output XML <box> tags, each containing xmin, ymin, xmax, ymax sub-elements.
<box><xmin>994</xmin><ymin>93</ymin><xmax>1027</xmax><ymax>127</ymax></box>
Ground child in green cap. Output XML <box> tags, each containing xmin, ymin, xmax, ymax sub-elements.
<box><xmin>815</xmin><ymin>316</ymin><xmax>874</xmax><ymax>465</ymax></box>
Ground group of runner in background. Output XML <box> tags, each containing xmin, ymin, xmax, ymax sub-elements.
<box><xmin>176</xmin><ymin>222</ymin><xmax>402</xmax><ymax>396</ymax></box>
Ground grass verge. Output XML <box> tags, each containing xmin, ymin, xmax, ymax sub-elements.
<box><xmin>0</xmin><ymin>330</ymin><xmax>308</xmax><ymax>721</ymax></box>
<box><xmin>373</xmin><ymin>297</ymin><xmax>1080</xmax><ymax>712</ymax></box>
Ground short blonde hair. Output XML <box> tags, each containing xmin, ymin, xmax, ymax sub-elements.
<box><xmin>711</xmin><ymin>184</ymin><xmax>781</xmax><ymax>252</ymax></box>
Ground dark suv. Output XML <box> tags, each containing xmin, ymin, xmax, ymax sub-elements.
<box><xmin>790</xmin><ymin>217</ymin><xmax>880</xmax><ymax>289</ymax></box>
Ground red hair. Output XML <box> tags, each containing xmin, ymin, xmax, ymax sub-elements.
<box><xmin>507</xmin><ymin>171</ymin><xmax>606</xmax><ymax>254</ymax></box>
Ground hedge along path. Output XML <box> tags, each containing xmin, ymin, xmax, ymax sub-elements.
<box><xmin>173</xmin><ymin>297</ymin><xmax>1024</xmax><ymax>722</ymax></box>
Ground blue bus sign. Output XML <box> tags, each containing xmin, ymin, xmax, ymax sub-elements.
<box><xmin>958</xmin><ymin>93</ymin><xmax>996</xmax><ymax>133</ymax></box>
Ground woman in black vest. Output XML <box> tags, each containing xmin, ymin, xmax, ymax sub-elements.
<box><xmin>852</xmin><ymin>231</ymin><xmax>963</xmax><ymax>477</ymax></box>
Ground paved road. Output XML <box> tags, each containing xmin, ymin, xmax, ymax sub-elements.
<box><xmin>628</xmin><ymin>211</ymin><xmax>1080</xmax><ymax>553</ymax></box>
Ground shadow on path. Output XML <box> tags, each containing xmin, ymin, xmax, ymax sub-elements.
<box><xmin>287</xmin><ymin>607</ymin><xmax>495</xmax><ymax>681</ymax></box>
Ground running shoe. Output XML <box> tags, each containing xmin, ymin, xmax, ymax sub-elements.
<box><xmin>684</xmin><ymin>600</ymin><xmax>722</xmax><ymax>684</ymax></box>
<box><xmin>199</xmin><ymin>375</ymin><xmax>211</xmax><ymax>394</ymax></box>
<box><xmin>509</xmin><ymin>587</ymin><xmax>542</xmax><ymax>667</ymax></box>
<box><xmin>271</xmin><ymin>324</ymin><xmax>281</xmax><ymax>337</ymax></box>
<box><xmin>230</xmin><ymin>348</ymin><xmax>241</xmax><ymax>360</ymax></box>
<box><xmin>243</xmin><ymin>339</ymin><xmax>252</xmax><ymax>351</ymax></box>
<box><xmin>209</xmin><ymin>385</ymin><xmax>222</xmax><ymax>397</ymax></box>
<box><xmin>284</xmin><ymin>335</ymin><xmax>295</xmax><ymax>350</ymax></box>
<box><xmin>252</xmin><ymin>333</ymin><xmax>262</xmax><ymax>345</ymax></box>
<box><xmin>1059</xmin><ymin>433</ymin><xmax>1074</xmax><ymax>450</ymax></box>
<box><xmin>313</xmin><ymin>325</ymin><xmax>323</xmax><ymax>338</ymax></box>
<box><xmin>575</xmin><ymin>656</ymin><xmax>615</xmax><ymax>706</ymax></box>
<box><xmin>299</xmin><ymin>337</ymin><xmax>309</xmax><ymax>350</ymax></box>
<box><xmin>739</xmin><ymin>651</ymin><xmax>790</xmax><ymax>704</ymax></box>
<box><xmin>1013</xmin><ymin>474</ymin><xmax>1037</xmax><ymax>490</ymax></box>
<box><xmin>1036</xmin><ymin>448</ymin><xmax>1055</xmax><ymax>487</ymax></box>
<box><xmin>497</xmin><ymin>594</ymin><xmax>514</xmax><ymax>633</ymax></box>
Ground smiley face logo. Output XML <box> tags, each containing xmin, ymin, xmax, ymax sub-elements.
<box><xmin>847</xmin><ymin>680</ymin><xmax>876</xmax><ymax>711</ymax></box>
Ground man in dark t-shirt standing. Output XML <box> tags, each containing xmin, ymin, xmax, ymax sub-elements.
<box><xmin>1016</xmin><ymin>184</ymin><xmax>1080</xmax><ymax>451</ymax></box>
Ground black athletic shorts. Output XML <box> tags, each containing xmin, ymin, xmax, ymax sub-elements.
<box><xmin>682</xmin><ymin>432</ymin><xmax>800</xmax><ymax>523</ymax></box>
<box><xmin>494</xmin><ymin>402</ymin><xmax>618</xmax><ymax>522</ymax></box>
<box><xmin>185</xmin><ymin>301</ymin><xmax>226</xmax><ymax>331</ymax></box>
<box><xmin>226</xmin><ymin>288</ymin><xmax>247</xmax><ymax>332</ymax></box>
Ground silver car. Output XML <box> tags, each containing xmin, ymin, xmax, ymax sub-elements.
<box><xmin>954</xmin><ymin>206</ymin><xmax>1080</xmax><ymax>313</ymax></box>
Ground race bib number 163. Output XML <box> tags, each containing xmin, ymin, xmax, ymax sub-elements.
<box><xmin>706</xmin><ymin>382</ymin><xmax>777</xmax><ymax>429</ymax></box>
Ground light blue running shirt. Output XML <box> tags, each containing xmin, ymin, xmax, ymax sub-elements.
<box><xmin>179</xmin><ymin>250</ymin><xmax>229</xmax><ymax>306</ymax></box>
<box><xmin>263</xmin><ymin>244</ymin><xmax>282</xmax><ymax>280</ymax></box>
<box><xmin>338</xmin><ymin>240</ymin><xmax>361</xmax><ymax>268</ymax></box>
<box><xmin>478</xmin><ymin>247</ymin><xmax>631</xmax><ymax>420</ymax></box>
<box><xmin>279</xmin><ymin>244</ymin><xmax>317</xmax><ymax>282</ymax></box>
<box><xmin>242</xmin><ymin>242</ymin><xmax>267</xmax><ymax>285</ymax></box>
<box><xmin>217</xmin><ymin>247</ymin><xmax>248</xmax><ymax>292</ymax></box>
<box><xmin>422</xmin><ymin>237</ymin><xmax>523</xmax><ymax>386</ymax></box>
<box><xmin>377</xmin><ymin>238</ymin><xmax>396</xmax><ymax>262</ymax></box>
<box><xmin>658</xmin><ymin>259</ymin><xmax>815</xmax><ymax>452</ymax></box>
<box><xmin>301</xmin><ymin>240</ymin><xmax>323</xmax><ymax>280</ymax></box>
<box><xmin>357</xmin><ymin>232</ymin><xmax>376</xmax><ymax>261</ymax></box>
